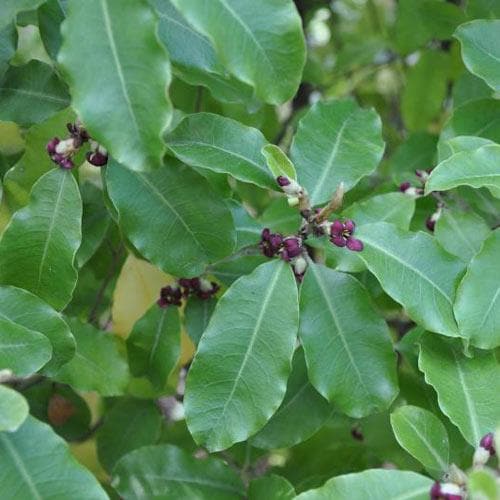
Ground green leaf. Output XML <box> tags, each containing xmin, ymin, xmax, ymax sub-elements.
<box><xmin>153</xmin><ymin>0</ymin><xmax>254</xmax><ymax>104</ymax></box>
<box><xmin>0</xmin><ymin>317</ymin><xmax>52</xmax><ymax>376</ymax></box>
<box><xmin>97</xmin><ymin>398</ymin><xmax>162</xmax><ymax>473</ymax></box>
<box><xmin>437</xmin><ymin>135</ymin><xmax>494</xmax><ymax>163</ymax></box>
<box><xmin>468</xmin><ymin>468</ymin><xmax>500</xmax><ymax>500</ymax></box>
<box><xmin>452</xmin><ymin>72</ymin><xmax>493</xmax><ymax>108</ymax></box>
<box><xmin>3</xmin><ymin>108</ymin><xmax>75</xmax><ymax>209</ymax></box>
<box><xmin>290</xmin><ymin>99</ymin><xmax>385</xmax><ymax>206</ymax></box>
<box><xmin>0</xmin><ymin>285</ymin><xmax>75</xmax><ymax>374</ymax></box>
<box><xmin>249</xmin><ymin>475</ymin><xmax>295</xmax><ymax>500</ymax></box>
<box><xmin>261</xmin><ymin>144</ymin><xmax>296</xmax><ymax>181</ymax></box>
<box><xmin>455</xmin><ymin>20</ymin><xmax>500</xmax><ymax>92</ymax></box>
<box><xmin>105</xmin><ymin>158</ymin><xmax>236</xmax><ymax>277</ymax></box>
<box><xmin>390</xmin><ymin>405</ymin><xmax>449</xmax><ymax>472</ymax></box>
<box><xmin>170</xmin><ymin>0</ymin><xmax>306</xmax><ymax>104</ymax></box>
<box><xmin>229</xmin><ymin>200</ymin><xmax>262</xmax><ymax>252</ymax></box>
<box><xmin>394</xmin><ymin>0</ymin><xmax>466</xmax><ymax>55</ymax></box>
<box><xmin>0</xmin><ymin>385</ymin><xmax>28</xmax><ymax>432</ymax></box>
<box><xmin>37</xmin><ymin>0</ymin><xmax>66</xmax><ymax>60</ymax></box>
<box><xmin>0</xmin><ymin>168</ymin><xmax>82</xmax><ymax>310</ymax></box>
<box><xmin>185</xmin><ymin>259</ymin><xmax>298</xmax><ymax>452</ymax></box>
<box><xmin>112</xmin><ymin>444</ymin><xmax>245</xmax><ymax>499</ymax></box>
<box><xmin>0</xmin><ymin>1</ymin><xmax>46</xmax><ymax>32</ymax></box>
<box><xmin>58</xmin><ymin>0</ymin><xmax>172</xmax><ymax>171</ymax></box>
<box><xmin>299</xmin><ymin>263</ymin><xmax>398</xmax><ymax>418</ymax></box>
<box><xmin>126</xmin><ymin>304</ymin><xmax>181</xmax><ymax>389</ymax></box>
<box><xmin>418</xmin><ymin>334</ymin><xmax>500</xmax><ymax>446</ymax></box>
<box><xmin>466</xmin><ymin>0</ymin><xmax>500</xmax><ymax>19</ymax></box>
<box><xmin>0</xmin><ymin>416</ymin><xmax>108</xmax><ymax>499</ymax></box>
<box><xmin>166</xmin><ymin>113</ymin><xmax>275</xmax><ymax>190</ymax></box>
<box><xmin>76</xmin><ymin>181</ymin><xmax>111</xmax><ymax>268</ymax></box>
<box><xmin>54</xmin><ymin>317</ymin><xmax>130</xmax><ymax>396</ymax></box>
<box><xmin>441</xmin><ymin>98</ymin><xmax>500</xmax><ymax>144</ymax></box>
<box><xmin>0</xmin><ymin>23</ymin><xmax>17</xmax><ymax>78</ymax></box>
<box><xmin>0</xmin><ymin>60</ymin><xmax>70</xmax><ymax>126</ymax></box>
<box><xmin>454</xmin><ymin>229</ymin><xmax>500</xmax><ymax>349</ymax></box>
<box><xmin>401</xmin><ymin>51</ymin><xmax>449</xmax><ymax>131</ymax></box>
<box><xmin>434</xmin><ymin>209</ymin><xmax>490</xmax><ymax>262</ymax></box>
<box><xmin>184</xmin><ymin>296</ymin><xmax>216</xmax><ymax>347</ymax></box>
<box><xmin>426</xmin><ymin>144</ymin><xmax>500</xmax><ymax>198</ymax></box>
<box><xmin>356</xmin><ymin>222</ymin><xmax>466</xmax><ymax>337</ymax></box>
<box><xmin>295</xmin><ymin>469</ymin><xmax>433</xmax><ymax>500</ymax></box>
<box><xmin>210</xmin><ymin>254</ymin><xmax>268</xmax><ymax>286</ymax></box>
<box><xmin>251</xmin><ymin>348</ymin><xmax>332</xmax><ymax>449</ymax></box>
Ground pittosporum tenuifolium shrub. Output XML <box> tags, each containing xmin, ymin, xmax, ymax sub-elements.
<box><xmin>0</xmin><ymin>0</ymin><xmax>499</xmax><ymax>499</ymax></box>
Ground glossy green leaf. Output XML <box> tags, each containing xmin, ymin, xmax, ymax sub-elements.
<box><xmin>37</xmin><ymin>0</ymin><xmax>66</xmax><ymax>60</ymax></box>
<box><xmin>251</xmin><ymin>348</ymin><xmax>332</xmax><ymax>449</ymax></box>
<box><xmin>105</xmin><ymin>158</ymin><xmax>236</xmax><ymax>277</ymax></box>
<box><xmin>466</xmin><ymin>0</ymin><xmax>500</xmax><ymax>19</ymax></box>
<box><xmin>0</xmin><ymin>1</ymin><xmax>46</xmax><ymax>31</ymax></box>
<box><xmin>0</xmin><ymin>317</ymin><xmax>52</xmax><ymax>376</ymax></box>
<box><xmin>185</xmin><ymin>259</ymin><xmax>298</xmax><ymax>452</ymax></box>
<box><xmin>452</xmin><ymin>72</ymin><xmax>493</xmax><ymax>108</ymax></box>
<box><xmin>441</xmin><ymin>98</ymin><xmax>500</xmax><ymax>144</ymax></box>
<box><xmin>55</xmin><ymin>317</ymin><xmax>130</xmax><ymax>396</ymax></box>
<box><xmin>184</xmin><ymin>296</ymin><xmax>216</xmax><ymax>347</ymax></box>
<box><xmin>290</xmin><ymin>99</ymin><xmax>385</xmax><ymax>206</ymax></box>
<box><xmin>418</xmin><ymin>334</ymin><xmax>500</xmax><ymax>446</ymax></box>
<box><xmin>434</xmin><ymin>209</ymin><xmax>490</xmax><ymax>262</ymax></box>
<box><xmin>468</xmin><ymin>469</ymin><xmax>500</xmax><ymax>500</ymax></box>
<box><xmin>390</xmin><ymin>405</ymin><xmax>449</xmax><ymax>471</ymax></box>
<box><xmin>153</xmin><ymin>0</ymin><xmax>253</xmax><ymax>104</ymax></box>
<box><xmin>0</xmin><ymin>23</ymin><xmax>17</xmax><ymax>78</ymax></box>
<box><xmin>58</xmin><ymin>0</ymin><xmax>172</xmax><ymax>171</ymax></box>
<box><xmin>261</xmin><ymin>144</ymin><xmax>296</xmax><ymax>181</ymax></box>
<box><xmin>356</xmin><ymin>222</ymin><xmax>466</xmax><ymax>337</ymax></box>
<box><xmin>401</xmin><ymin>51</ymin><xmax>449</xmax><ymax>131</ymax></box>
<box><xmin>3</xmin><ymin>108</ymin><xmax>75</xmax><ymax>209</ymax></box>
<box><xmin>296</xmin><ymin>469</ymin><xmax>433</xmax><ymax>500</ymax></box>
<box><xmin>0</xmin><ymin>60</ymin><xmax>70</xmax><ymax>125</ymax></box>
<box><xmin>454</xmin><ymin>229</ymin><xmax>500</xmax><ymax>349</ymax></box>
<box><xmin>126</xmin><ymin>304</ymin><xmax>181</xmax><ymax>389</ymax></box>
<box><xmin>0</xmin><ymin>385</ymin><xmax>28</xmax><ymax>432</ymax></box>
<box><xmin>76</xmin><ymin>182</ymin><xmax>111</xmax><ymax>268</ymax></box>
<box><xmin>0</xmin><ymin>416</ymin><xmax>108</xmax><ymax>499</ymax></box>
<box><xmin>112</xmin><ymin>444</ymin><xmax>245</xmax><ymax>499</ymax></box>
<box><xmin>426</xmin><ymin>144</ymin><xmax>500</xmax><ymax>198</ymax></box>
<box><xmin>210</xmin><ymin>254</ymin><xmax>268</xmax><ymax>286</ymax></box>
<box><xmin>395</xmin><ymin>0</ymin><xmax>466</xmax><ymax>54</ymax></box>
<box><xmin>229</xmin><ymin>201</ymin><xmax>262</xmax><ymax>252</ymax></box>
<box><xmin>455</xmin><ymin>20</ymin><xmax>500</xmax><ymax>92</ymax></box>
<box><xmin>0</xmin><ymin>285</ymin><xmax>75</xmax><ymax>374</ymax></box>
<box><xmin>437</xmin><ymin>136</ymin><xmax>494</xmax><ymax>163</ymax></box>
<box><xmin>166</xmin><ymin>113</ymin><xmax>275</xmax><ymax>190</ymax></box>
<box><xmin>0</xmin><ymin>168</ymin><xmax>82</xmax><ymax>310</ymax></box>
<box><xmin>97</xmin><ymin>398</ymin><xmax>162</xmax><ymax>473</ymax></box>
<box><xmin>249</xmin><ymin>475</ymin><xmax>295</xmax><ymax>500</ymax></box>
<box><xmin>170</xmin><ymin>0</ymin><xmax>306</xmax><ymax>104</ymax></box>
<box><xmin>299</xmin><ymin>263</ymin><xmax>398</xmax><ymax>418</ymax></box>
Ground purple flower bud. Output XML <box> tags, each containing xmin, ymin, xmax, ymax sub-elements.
<box><xmin>346</xmin><ymin>237</ymin><xmax>364</xmax><ymax>252</ymax></box>
<box><xmin>277</xmin><ymin>176</ymin><xmax>291</xmax><ymax>187</ymax></box>
<box><xmin>157</xmin><ymin>297</ymin><xmax>169</xmax><ymax>308</ymax></box>
<box><xmin>330</xmin><ymin>220</ymin><xmax>344</xmax><ymax>237</ymax></box>
<box><xmin>280</xmin><ymin>249</ymin><xmax>290</xmax><ymax>261</ymax></box>
<box><xmin>269</xmin><ymin>234</ymin><xmax>283</xmax><ymax>250</ymax></box>
<box><xmin>399</xmin><ymin>181</ymin><xmax>411</xmax><ymax>193</ymax></box>
<box><xmin>426</xmin><ymin>216</ymin><xmax>436</xmax><ymax>232</ymax></box>
<box><xmin>59</xmin><ymin>158</ymin><xmax>74</xmax><ymax>170</ymax></box>
<box><xmin>46</xmin><ymin>137</ymin><xmax>60</xmax><ymax>155</ymax></box>
<box><xmin>343</xmin><ymin>219</ymin><xmax>355</xmax><ymax>234</ymax></box>
<box><xmin>480</xmin><ymin>432</ymin><xmax>495</xmax><ymax>455</ymax></box>
<box><xmin>86</xmin><ymin>151</ymin><xmax>108</xmax><ymax>167</ymax></box>
<box><xmin>283</xmin><ymin>237</ymin><xmax>302</xmax><ymax>258</ymax></box>
<box><xmin>430</xmin><ymin>482</ymin><xmax>442</xmax><ymax>500</ymax></box>
<box><xmin>331</xmin><ymin>235</ymin><xmax>346</xmax><ymax>248</ymax></box>
<box><xmin>261</xmin><ymin>228</ymin><xmax>271</xmax><ymax>241</ymax></box>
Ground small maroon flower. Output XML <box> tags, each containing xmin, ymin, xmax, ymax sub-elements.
<box><xmin>59</xmin><ymin>158</ymin><xmax>74</xmax><ymax>170</ymax></box>
<box><xmin>480</xmin><ymin>432</ymin><xmax>495</xmax><ymax>455</ymax></box>
<box><xmin>158</xmin><ymin>284</ymin><xmax>183</xmax><ymax>307</ymax></box>
<box><xmin>430</xmin><ymin>482</ymin><xmax>463</xmax><ymax>500</ymax></box>
<box><xmin>430</xmin><ymin>482</ymin><xmax>441</xmax><ymax>500</ymax></box>
<box><xmin>46</xmin><ymin>137</ymin><xmax>60</xmax><ymax>155</ymax></box>
<box><xmin>86</xmin><ymin>151</ymin><xmax>108</xmax><ymax>167</ymax></box>
<box><xmin>283</xmin><ymin>237</ymin><xmax>302</xmax><ymax>258</ymax></box>
<box><xmin>399</xmin><ymin>181</ymin><xmax>411</xmax><ymax>193</ymax></box>
<box><xmin>277</xmin><ymin>176</ymin><xmax>291</xmax><ymax>187</ymax></box>
<box><xmin>260</xmin><ymin>228</ymin><xmax>283</xmax><ymax>258</ymax></box>
<box><xmin>329</xmin><ymin>219</ymin><xmax>363</xmax><ymax>252</ymax></box>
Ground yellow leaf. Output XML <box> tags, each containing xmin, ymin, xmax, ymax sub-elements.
<box><xmin>112</xmin><ymin>253</ymin><xmax>170</xmax><ymax>337</ymax></box>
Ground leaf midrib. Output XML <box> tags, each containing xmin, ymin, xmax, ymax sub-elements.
<box><xmin>0</xmin><ymin>87</ymin><xmax>69</xmax><ymax>104</ymax></box>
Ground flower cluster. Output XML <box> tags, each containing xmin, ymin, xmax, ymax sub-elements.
<box><xmin>157</xmin><ymin>277</ymin><xmax>219</xmax><ymax>308</ymax></box>
<box><xmin>329</xmin><ymin>219</ymin><xmax>363</xmax><ymax>251</ymax></box>
<box><xmin>399</xmin><ymin>168</ymin><xmax>432</xmax><ymax>198</ymax></box>
<box><xmin>259</xmin><ymin>229</ymin><xmax>307</xmax><ymax>280</ymax></box>
<box><xmin>430</xmin><ymin>481</ymin><xmax>463</xmax><ymax>500</ymax></box>
<box><xmin>46</xmin><ymin>121</ymin><xmax>108</xmax><ymax>170</ymax></box>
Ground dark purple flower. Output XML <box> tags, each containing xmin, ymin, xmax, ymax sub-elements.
<box><xmin>283</xmin><ymin>237</ymin><xmax>302</xmax><ymax>258</ymax></box>
<box><xmin>86</xmin><ymin>151</ymin><xmax>108</xmax><ymax>167</ymax></box>
<box><xmin>277</xmin><ymin>176</ymin><xmax>291</xmax><ymax>187</ymax></box>
<box><xmin>158</xmin><ymin>284</ymin><xmax>182</xmax><ymax>307</ymax></box>
<box><xmin>480</xmin><ymin>432</ymin><xmax>495</xmax><ymax>455</ymax></box>
<box><xmin>399</xmin><ymin>181</ymin><xmax>411</xmax><ymax>193</ymax></box>
<box><xmin>46</xmin><ymin>137</ymin><xmax>60</xmax><ymax>155</ymax></box>
<box><xmin>59</xmin><ymin>158</ymin><xmax>74</xmax><ymax>170</ymax></box>
<box><xmin>260</xmin><ymin>228</ymin><xmax>284</xmax><ymax>258</ymax></box>
<box><xmin>426</xmin><ymin>215</ymin><xmax>436</xmax><ymax>232</ymax></box>
<box><xmin>329</xmin><ymin>219</ymin><xmax>363</xmax><ymax>252</ymax></box>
